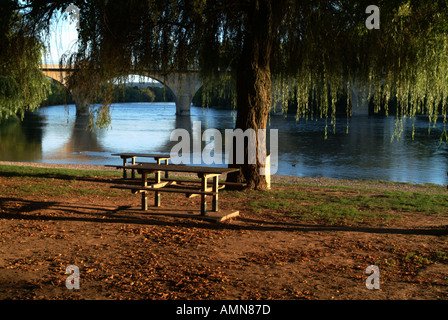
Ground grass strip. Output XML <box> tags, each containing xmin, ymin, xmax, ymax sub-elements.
<box><xmin>1</xmin><ymin>164</ymin><xmax>446</xmax><ymax>225</ymax></box>
<box><xmin>247</xmin><ymin>187</ymin><xmax>448</xmax><ymax>225</ymax></box>
<box><xmin>0</xmin><ymin>164</ymin><xmax>122</xmax><ymax>179</ymax></box>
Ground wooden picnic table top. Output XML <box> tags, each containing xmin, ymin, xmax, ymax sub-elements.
<box><xmin>126</xmin><ymin>163</ymin><xmax>240</xmax><ymax>175</ymax></box>
<box><xmin>111</xmin><ymin>153</ymin><xmax>174</xmax><ymax>159</ymax></box>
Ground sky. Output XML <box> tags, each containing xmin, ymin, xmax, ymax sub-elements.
<box><xmin>42</xmin><ymin>10</ymin><xmax>78</xmax><ymax>65</ymax></box>
<box><xmin>42</xmin><ymin>8</ymin><xmax>156</xmax><ymax>84</ymax></box>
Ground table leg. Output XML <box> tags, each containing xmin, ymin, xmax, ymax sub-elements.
<box><xmin>212</xmin><ymin>176</ymin><xmax>219</xmax><ymax>212</ymax></box>
<box><xmin>142</xmin><ymin>192</ymin><xmax>148</xmax><ymax>211</ymax></box>
<box><xmin>165</xmin><ymin>159</ymin><xmax>169</xmax><ymax>178</ymax></box>
<box><xmin>142</xmin><ymin>172</ymin><xmax>148</xmax><ymax>211</ymax></box>
<box><xmin>154</xmin><ymin>170</ymin><xmax>161</xmax><ymax>207</ymax></box>
<box><xmin>201</xmin><ymin>177</ymin><xmax>207</xmax><ymax>216</ymax></box>
<box><xmin>131</xmin><ymin>157</ymin><xmax>136</xmax><ymax>179</ymax></box>
<box><xmin>122</xmin><ymin>157</ymin><xmax>127</xmax><ymax>179</ymax></box>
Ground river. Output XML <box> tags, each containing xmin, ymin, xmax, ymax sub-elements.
<box><xmin>0</xmin><ymin>102</ymin><xmax>447</xmax><ymax>185</ymax></box>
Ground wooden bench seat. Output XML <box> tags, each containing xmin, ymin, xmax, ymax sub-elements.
<box><xmin>111</xmin><ymin>175</ymin><xmax>246</xmax><ymax>189</ymax></box>
<box><xmin>111</xmin><ymin>185</ymin><xmax>217</xmax><ymax>195</ymax></box>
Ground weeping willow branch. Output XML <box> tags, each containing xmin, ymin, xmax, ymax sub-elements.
<box><xmin>0</xmin><ymin>10</ymin><xmax>49</xmax><ymax>121</ymax></box>
<box><xmin>13</xmin><ymin>0</ymin><xmax>448</xmax><ymax>142</ymax></box>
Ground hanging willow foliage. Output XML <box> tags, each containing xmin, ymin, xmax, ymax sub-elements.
<box><xmin>16</xmin><ymin>0</ymin><xmax>448</xmax><ymax>137</ymax></box>
<box><xmin>0</xmin><ymin>8</ymin><xmax>49</xmax><ymax>121</ymax></box>
<box><xmin>270</xmin><ymin>1</ymin><xmax>448</xmax><ymax>140</ymax></box>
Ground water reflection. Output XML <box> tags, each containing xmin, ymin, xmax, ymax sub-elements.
<box><xmin>48</xmin><ymin>112</ymin><xmax>105</xmax><ymax>161</ymax></box>
<box><xmin>271</xmin><ymin>115</ymin><xmax>448</xmax><ymax>184</ymax></box>
<box><xmin>0</xmin><ymin>103</ymin><xmax>446</xmax><ymax>185</ymax></box>
<box><xmin>0</xmin><ymin>112</ymin><xmax>43</xmax><ymax>161</ymax></box>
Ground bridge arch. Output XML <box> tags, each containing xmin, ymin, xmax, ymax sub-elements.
<box><xmin>40</xmin><ymin>65</ymin><xmax>88</xmax><ymax>114</ymax></box>
<box><xmin>40</xmin><ymin>65</ymin><xmax>202</xmax><ymax>116</ymax></box>
<box><xmin>42</xmin><ymin>75</ymin><xmax>75</xmax><ymax>106</ymax></box>
<box><xmin>40</xmin><ymin>64</ymin><xmax>71</xmax><ymax>87</ymax></box>
<box><xmin>137</xmin><ymin>71</ymin><xmax>202</xmax><ymax>116</ymax></box>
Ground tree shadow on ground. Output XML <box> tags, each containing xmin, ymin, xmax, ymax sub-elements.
<box><xmin>1</xmin><ymin>197</ymin><xmax>447</xmax><ymax>237</ymax></box>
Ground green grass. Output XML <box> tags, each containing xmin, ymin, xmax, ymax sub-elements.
<box><xmin>401</xmin><ymin>249</ymin><xmax>448</xmax><ymax>265</ymax></box>
<box><xmin>12</xmin><ymin>180</ymin><xmax>76</xmax><ymax>196</ymax></box>
<box><xmin>0</xmin><ymin>164</ymin><xmax>122</xmax><ymax>179</ymax></box>
<box><xmin>247</xmin><ymin>186</ymin><xmax>448</xmax><ymax>225</ymax></box>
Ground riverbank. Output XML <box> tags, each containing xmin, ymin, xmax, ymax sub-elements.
<box><xmin>0</xmin><ymin>162</ymin><xmax>447</xmax><ymax>300</ymax></box>
<box><xmin>1</xmin><ymin>161</ymin><xmax>445</xmax><ymax>194</ymax></box>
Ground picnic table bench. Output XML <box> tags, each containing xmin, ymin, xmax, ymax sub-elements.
<box><xmin>108</xmin><ymin>153</ymin><xmax>175</xmax><ymax>179</ymax></box>
<box><xmin>110</xmin><ymin>163</ymin><xmax>241</xmax><ymax>216</ymax></box>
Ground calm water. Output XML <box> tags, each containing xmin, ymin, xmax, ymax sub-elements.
<box><xmin>1</xmin><ymin>102</ymin><xmax>447</xmax><ymax>185</ymax></box>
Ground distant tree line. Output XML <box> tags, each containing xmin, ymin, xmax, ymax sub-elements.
<box><xmin>112</xmin><ymin>85</ymin><xmax>175</xmax><ymax>103</ymax></box>
<box><xmin>40</xmin><ymin>81</ymin><xmax>75</xmax><ymax>106</ymax></box>
<box><xmin>41</xmin><ymin>81</ymin><xmax>175</xmax><ymax>106</ymax></box>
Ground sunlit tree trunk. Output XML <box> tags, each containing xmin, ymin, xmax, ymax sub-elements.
<box><xmin>227</xmin><ymin>0</ymin><xmax>279</xmax><ymax>190</ymax></box>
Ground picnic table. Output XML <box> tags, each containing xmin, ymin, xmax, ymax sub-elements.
<box><xmin>109</xmin><ymin>153</ymin><xmax>175</xmax><ymax>179</ymax></box>
<box><xmin>111</xmin><ymin>163</ymin><xmax>240</xmax><ymax>216</ymax></box>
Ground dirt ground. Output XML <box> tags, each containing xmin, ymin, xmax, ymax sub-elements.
<box><xmin>0</xmin><ymin>167</ymin><xmax>447</xmax><ymax>301</ymax></box>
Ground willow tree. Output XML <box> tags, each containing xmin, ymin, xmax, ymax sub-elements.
<box><xmin>0</xmin><ymin>1</ymin><xmax>49</xmax><ymax>121</ymax></box>
<box><xmin>21</xmin><ymin>0</ymin><xmax>448</xmax><ymax>190</ymax></box>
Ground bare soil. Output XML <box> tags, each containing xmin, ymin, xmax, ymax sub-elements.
<box><xmin>0</xmin><ymin>163</ymin><xmax>447</xmax><ymax>300</ymax></box>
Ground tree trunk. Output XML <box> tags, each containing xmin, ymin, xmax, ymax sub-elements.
<box><xmin>227</xmin><ymin>0</ymin><xmax>275</xmax><ymax>190</ymax></box>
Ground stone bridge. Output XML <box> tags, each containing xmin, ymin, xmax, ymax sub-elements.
<box><xmin>40</xmin><ymin>64</ymin><xmax>202</xmax><ymax>116</ymax></box>
<box><xmin>41</xmin><ymin>65</ymin><xmax>371</xmax><ymax>117</ymax></box>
